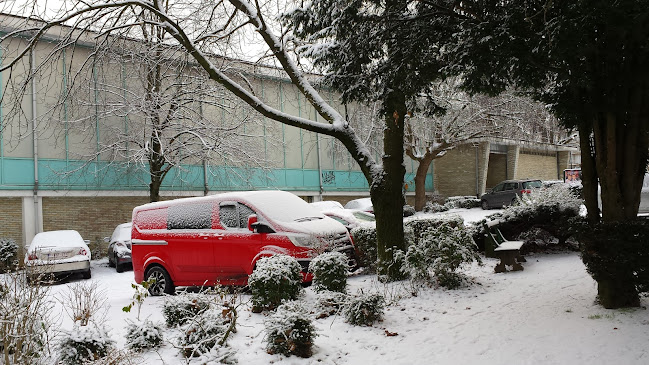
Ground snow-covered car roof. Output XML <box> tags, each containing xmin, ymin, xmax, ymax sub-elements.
<box><xmin>344</xmin><ymin>197</ymin><xmax>373</xmax><ymax>211</ymax></box>
<box><xmin>309</xmin><ymin>200</ymin><xmax>344</xmax><ymax>211</ymax></box>
<box><xmin>111</xmin><ymin>222</ymin><xmax>132</xmax><ymax>242</ymax></box>
<box><xmin>28</xmin><ymin>230</ymin><xmax>86</xmax><ymax>250</ymax></box>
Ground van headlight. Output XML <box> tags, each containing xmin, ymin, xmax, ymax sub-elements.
<box><xmin>288</xmin><ymin>234</ymin><xmax>318</xmax><ymax>248</ymax></box>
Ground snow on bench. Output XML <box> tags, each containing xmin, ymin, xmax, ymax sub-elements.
<box><xmin>483</xmin><ymin>219</ymin><xmax>526</xmax><ymax>273</ymax></box>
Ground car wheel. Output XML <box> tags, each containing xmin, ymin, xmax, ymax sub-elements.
<box><xmin>481</xmin><ymin>200</ymin><xmax>489</xmax><ymax>210</ymax></box>
<box><xmin>107</xmin><ymin>252</ymin><xmax>115</xmax><ymax>268</ymax></box>
<box><xmin>145</xmin><ymin>266</ymin><xmax>175</xmax><ymax>296</ymax></box>
<box><xmin>82</xmin><ymin>269</ymin><xmax>91</xmax><ymax>279</ymax></box>
<box><xmin>115</xmin><ymin>254</ymin><xmax>124</xmax><ymax>273</ymax></box>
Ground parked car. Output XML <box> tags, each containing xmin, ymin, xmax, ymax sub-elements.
<box><xmin>344</xmin><ymin>197</ymin><xmax>373</xmax><ymax>213</ymax></box>
<box><xmin>480</xmin><ymin>179</ymin><xmax>543</xmax><ymax>209</ymax></box>
<box><xmin>24</xmin><ymin>230</ymin><xmax>91</xmax><ymax>281</ymax></box>
<box><xmin>321</xmin><ymin>209</ymin><xmax>376</xmax><ymax>231</ymax></box>
<box><xmin>107</xmin><ymin>222</ymin><xmax>132</xmax><ymax>273</ymax></box>
<box><xmin>131</xmin><ymin>190</ymin><xmax>357</xmax><ymax>295</ymax></box>
<box><xmin>309</xmin><ymin>200</ymin><xmax>345</xmax><ymax>211</ymax></box>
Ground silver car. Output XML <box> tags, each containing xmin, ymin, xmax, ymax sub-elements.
<box><xmin>480</xmin><ymin>179</ymin><xmax>543</xmax><ymax>209</ymax></box>
<box><xmin>25</xmin><ymin>230</ymin><xmax>91</xmax><ymax>281</ymax></box>
<box><xmin>107</xmin><ymin>222</ymin><xmax>132</xmax><ymax>272</ymax></box>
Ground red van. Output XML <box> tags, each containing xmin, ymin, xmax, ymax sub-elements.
<box><xmin>131</xmin><ymin>190</ymin><xmax>356</xmax><ymax>295</ymax></box>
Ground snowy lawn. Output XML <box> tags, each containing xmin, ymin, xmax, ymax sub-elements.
<box><xmin>43</xmin><ymin>208</ymin><xmax>648</xmax><ymax>364</ymax></box>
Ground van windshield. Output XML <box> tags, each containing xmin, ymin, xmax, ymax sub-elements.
<box><xmin>245</xmin><ymin>192</ymin><xmax>325</xmax><ymax>223</ymax></box>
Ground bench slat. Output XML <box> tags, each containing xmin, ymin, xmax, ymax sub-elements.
<box><xmin>494</xmin><ymin>240</ymin><xmax>524</xmax><ymax>251</ymax></box>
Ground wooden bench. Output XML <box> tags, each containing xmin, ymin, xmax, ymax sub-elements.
<box><xmin>483</xmin><ymin>220</ymin><xmax>526</xmax><ymax>273</ymax></box>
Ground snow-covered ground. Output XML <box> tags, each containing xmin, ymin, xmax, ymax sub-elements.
<box><xmin>44</xmin><ymin>208</ymin><xmax>648</xmax><ymax>364</ymax></box>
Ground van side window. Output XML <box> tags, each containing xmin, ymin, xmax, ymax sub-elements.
<box><xmin>168</xmin><ymin>203</ymin><xmax>212</xmax><ymax>230</ymax></box>
<box><xmin>220</xmin><ymin>203</ymin><xmax>238</xmax><ymax>228</ymax></box>
<box><xmin>220</xmin><ymin>202</ymin><xmax>257</xmax><ymax>229</ymax></box>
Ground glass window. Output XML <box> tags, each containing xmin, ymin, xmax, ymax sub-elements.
<box><xmin>504</xmin><ymin>182</ymin><xmax>517</xmax><ymax>190</ymax></box>
<box><xmin>168</xmin><ymin>203</ymin><xmax>212</xmax><ymax>230</ymax></box>
<box><xmin>238</xmin><ymin>204</ymin><xmax>255</xmax><ymax>228</ymax></box>
<box><xmin>219</xmin><ymin>203</ymin><xmax>238</xmax><ymax>228</ymax></box>
<box><xmin>492</xmin><ymin>183</ymin><xmax>505</xmax><ymax>192</ymax></box>
<box><xmin>523</xmin><ymin>180</ymin><xmax>543</xmax><ymax>189</ymax></box>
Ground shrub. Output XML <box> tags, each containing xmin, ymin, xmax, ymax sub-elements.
<box><xmin>125</xmin><ymin>319</ymin><xmax>163</xmax><ymax>352</ymax></box>
<box><xmin>403</xmin><ymin>204</ymin><xmax>416</xmax><ymax>217</ymax></box>
<box><xmin>444</xmin><ymin>196</ymin><xmax>481</xmax><ymax>209</ymax></box>
<box><xmin>478</xmin><ymin>183</ymin><xmax>583</xmax><ymax>251</ymax></box>
<box><xmin>423</xmin><ymin>202</ymin><xmax>449</xmax><ymax>213</ymax></box>
<box><xmin>343</xmin><ymin>293</ymin><xmax>385</xmax><ymax>326</ymax></box>
<box><xmin>0</xmin><ymin>271</ymin><xmax>52</xmax><ymax>364</ymax></box>
<box><xmin>406</xmin><ymin>219</ymin><xmax>481</xmax><ymax>288</ymax></box>
<box><xmin>404</xmin><ymin>214</ymin><xmax>464</xmax><ymax>247</ymax></box>
<box><xmin>57</xmin><ymin>325</ymin><xmax>114</xmax><ymax>365</ymax></box>
<box><xmin>248</xmin><ymin>255</ymin><xmax>303</xmax><ymax>312</ymax></box>
<box><xmin>309</xmin><ymin>251</ymin><xmax>349</xmax><ymax>293</ymax></box>
<box><xmin>162</xmin><ymin>292</ymin><xmax>213</xmax><ymax>327</ymax></box>
<box><xmin>350</xmin><ymin>226</ymin><xmax>377</xmax><ymax>270</ymax></box>
<box><xmin>264</xmin><ymin>301</ymin><xmax>316</xmax><ymax>358</ymax></box>
<box><xmin>314</xmin><ymin>290</ymin><xmax>348</xmax><ymax>319</ymax></box>
<box><xmin>0</xmin><ymin>238</ymin><xmax>18</xmax><ymax>273</ymax></box>
<box><xmin>180</xmin><ymin>311</ymin><xmax>229</xmax><ymax>358</ymax></box>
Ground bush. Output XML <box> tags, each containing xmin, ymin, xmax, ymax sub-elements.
<box><xmin>264</xmin><ymin>301</ymin><xmax>316</xmax><ymax>358</ymax></box>
<box><xmin>406</xmin><ymin>219</ymin><xmax>481</xmax><ymax>288</ymax></box>
<box><xmin>248</xmin><ymin>255</ymin><xmax>303</xmax><ymax>312</ymax></box>
<box><xmin>350</xmin><ymin>226</ymin><xmax>377</xmax><ymax>270</ymax></box>
<box><xmin>403</xmin><ymin>204</ymin><xmax>416</xmax><ymax>217</ymax></box>
<box><xmin>423</xmin><ymin>202</ymin><xmax>449</xmax><ymax>213</ymax></box>
<box><xmin>162</xmin><ymin>292</ymin><xmax>213</xmax><ymax>327</ymax></box>
<box><xmin>309</xmin><ymin>252</ymin><xmax>349</xmax><ymax>293</ymax></box>
<box><xmin>180</xmin><ymin>310</ymin><xmax>229</xmax><ymax>358</ymax></box>
<box><xmin>343</xmin><ymin>293</ymin><xmax>385</xmax><ymax>326</ymax></box>
<box><xmin>57</xmin><ymin>325</ymin><xmax>114</xmax><ymax>365</ymax></box>
<box><xmin>125</xmin><ymin>319</ymin><xmax>163</xmax><ymax>352</ymax></box>
<box><xmin>404</xmin><ymin>214</ymin><xmax>464</xmax><ymax>247</ymax></box>
<box><xmin>0</xmin><ymin>271</ymin><xmax>52</xmax><ymax>364</ymax></box>
<box><xmin>0</xmin><ymin>238</ymin><xmax>18</xmax><ymax>273</ymax></box>
<box><xmin>314</xmin><ymin>290</ymin><xmax>348</xmax><ymax>319</ymax></box>
<box><xmin>444</xmin><ymin>196</ymin><xmax>481</xmax><ymax>209</ymax></box>
<box><xmin>477</xmin><ymin>183</ymin><xmax>583</xmax><ymax>251</ymax></box>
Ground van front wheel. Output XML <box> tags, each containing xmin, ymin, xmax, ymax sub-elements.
<box><xmin>145</xmin><ymin>266</ymin><xmax>175</xmax><ymax>296</ymax></box>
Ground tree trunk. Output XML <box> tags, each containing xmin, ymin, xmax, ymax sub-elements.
<box><xmin>582</xmin><ymin>110</ymin><xmax>649</xmax><ymax>308</ymax></box>
<box><xmin>372</xmin><ymin>91</ymin><xmax>407</xmax><ymax>281</ymax></box>
<box><xmin>414</xmin><ymin>155</ymin><xmax>434</xmax><ymax>211</ymax></box>
<box><xmin>149</xmin><ymin>175</ymin><xmax>162</xmax><ymax>202</ymax></box>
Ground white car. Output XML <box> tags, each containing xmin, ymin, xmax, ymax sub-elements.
<box><xmin>344</xmin><ymin>197</ymin><xmax>373</xmax><ymax>213</ymax></box>
<box><xmin>25</xmin><ymin>230</ymin><xmax>91</xmax><ymax>281</ymax></box>
<box><xmin>310</xmin><ymin>200</ymin><xmax>345</xmax><ymax>211</ymax></box>
<box><xmin>321</xmin><ymin>209</ymin><xmax>376</xmax><ymax>231</ymax></box>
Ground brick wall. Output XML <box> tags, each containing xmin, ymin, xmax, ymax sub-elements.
<box><xmin>42</xmin><ymin>196</ymin><xmax>150</xmax><ymax>244</ymax></box>
<box><xmin>433</xmin><ymin>145</ymin><xmax>480</xmax><ymax>197</ymax></box>
<box><xmin>0</xmin><ymin>198</ymin><xmax>23</xmax><ymax>245</ymax></box>
<box><xmin>486</xmin><ymin>154</ymin><xmax>507</xmax><ymax>188</ymax></box>
<box><xmin>517</xmin><ymin>151</ymin><xmax>560</xmax><ymax>181</ymax></box>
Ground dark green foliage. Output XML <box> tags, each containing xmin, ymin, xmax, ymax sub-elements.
<box><xmin>125</xmin><ymin>319</ymin><xmax>163</xmax><ymax>352</ymax></box>
<box><xmin>343</xmin><ymin>293</ymin><xmax>385</xmax><ymax>326</ymax></box>
<box><xmin>162</xmin><ymin>293</ymin><xmax>213</xmax><ymax>327</ymax></box>
<box><xmin>424</xmin><ymin>202</ymin><xmax>449</xmax><ymax>213</ymax></box>
<box><xmin>265</xmin><ymin>301</ymin><xmax>316</xmax><ymax>358</ymax></box>
<box><xmin>0</xmin><ymin>238</ymin><xmax>18</xmax><ymax>273</ymax></box>
<box><xmin>248</xmin><ymin>255</ymin><xmax>303</xmax><ymax>312</ymax></box>
<box><xmin>577</xmin><ymin>220</ymin><xmax>649</xmax><ymax>305</ymax></box>
<box><xmin>309</xmin><ymin>252</ymin><xmax>349</xmax><ymax>293</ymax></box>
<box><xmin>404</xmin><ymin>215</ymin><xmax>464</xmax><ymax>247</ymax></box>
<box><xmin>445</xmin><ymin>196</ymin><xmax>481</xmax><ymax>209</ymax></box>
<box><xmin>350</xmin><ymin>226</ymin><xmax>377</xmax><ymax>270</ymax></box>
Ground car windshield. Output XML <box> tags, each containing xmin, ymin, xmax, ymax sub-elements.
<box><xmin>113</xmin><ymin>224</ymin><xmax>131</xmax><ymax>241</ymax></box>
<box><xmin>523</xmin><ymin>180</ymin><xmax>543</xmax><ymax>189</ymax></box>
<box><xmin>353</xmin><ymin>211</ymin><xmax>376</xmax><ymax>222</ymax></box>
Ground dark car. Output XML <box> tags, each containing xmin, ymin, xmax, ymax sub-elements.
<box><xmin>106</xmin><ymin>222</ymin><xmax>132</xmax><ymax>272</ymax></box>
<box><xmin>480</xmin><ymin>179</ymin><xmax>543</xmax><ymax>209</ymax></box>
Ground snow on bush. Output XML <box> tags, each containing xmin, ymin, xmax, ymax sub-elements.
<box><xmin>343</xmin><ymin>292</ymin><xmax>385</xmax><ymax>326</ymax></box>
<box><xmin>0</xmin><ymin>238</ymin><xmax>18</xmax><ymax>272</ymax></box>
<box><xmin>0</xmin><ymin>271</ymin><xmax>52</xmax><ymax>363</ymax></box>
<box><xmin>309</xmin><ymin>251</ymin><xmax>348</xmax><ymax>293</ymax></box>
<box><xmin>162</xmin><ymin>292</ymin><xmax>213</xmax><ymax>327</ymax></box>
<box><xmin>444</xmin><ymin>196</ymin><xmax>481</xmax><ymax>209</ymax></box>
<box><xmin>423</xmin><ymin>201</ymin><xmax>449</xmax><ymax>213</ymax></box>
<box><xmin>349</xmin><ymin>225</ymin><xmax>377</xmax><ymax>269</ymax></box>
<box><xmin>498</xmin><ymin>183</ymin><xmax>582</xmax><ymax>221</ymax></box>
<box><xmin>406</xmin><ymin>218</ymin><xmax>481</xmax><ymax>289</ymax></box>
<box><xmin>404</xmin><ymin>214</ymin><xmax>465</xmax><ymax>247</ymax></box>
<box><xmin>179</xmin><ymin>310</ymin><xmax>230</xmax><ymax>358</ymax></box>
<box><xmin>248</xmin><ymin>255</ymin><xmax>303</xmax><ymax>312</ymax></box>
<box><xmin>57</xmin><ymin>325</ymin><xmax>114</xmax><ymax>364</ymax></box>
<box><xmin>314</xmin><ymin>290</ymin><xmax>348</xmax><ymax>319</ymax></box>
<box><xmin>264</xmin><ymin>301</ymin><xmax>316</xmax><ymax>358</ymax></box>
<box><xmin>125</xmin><ymin>319</ymin><xmax>163</xmax><ymax>352</ymax></box>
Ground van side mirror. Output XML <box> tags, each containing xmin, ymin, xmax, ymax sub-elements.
<box><xmin>247</xmin><ymin>215</ymin><xmax>258</xmax><ymax>231</ymax></box>
<box><xmin>250</xmin><ymin>221</ymin><xmax>276</xmax><ymax>234</ymax></box>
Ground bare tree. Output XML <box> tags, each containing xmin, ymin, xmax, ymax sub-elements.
<box><xmin>0</xmin><ymin>1</ymin><xmax>413</xmax><ymax>279</ymax></box>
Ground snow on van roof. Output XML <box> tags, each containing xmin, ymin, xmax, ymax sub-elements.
<box><xmin>133</xmin><ymin>190</ymin><xmax>323</xmax><ymax>223</ymax></box>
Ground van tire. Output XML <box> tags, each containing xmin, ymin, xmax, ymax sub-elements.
<box><xmin>145</xmin><ymin>266</ymin><xmax>175</xmax><ymax>296</ymax></box>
